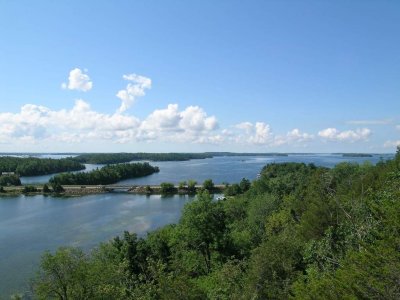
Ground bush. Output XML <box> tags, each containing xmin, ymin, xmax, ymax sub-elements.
<box><xmin>51</xmin><ymin>182</ymin><xmax>65</xmax><ymax>193</ymax></box>
<box><xmin>42</xmin><ymin>184</ymin><xmax>50</xmax><ymax>193</ymax></box>
<box><xmin>203</xmin><ymin>179</ymin><xmax>215</xmax><ymax>192</ymax></box>
<box><xmin>187</xmin><ymin>180</ymin><xmax>197</xmax><ymax>194</ymax></box>
<box><xmin>23</xmin><ymin>186</ymin><xmax>38</xmax><ymax>193</ymax></box>
<box><xmin>160</xmin><ymin>182</ymin><xmax>176</xmax><ymax>195</ymax></box>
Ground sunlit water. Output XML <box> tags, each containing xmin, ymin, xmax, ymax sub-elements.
<box><xmin>0</xmin><ymin>153</ymin><xmax>394</xmax><ymax>297</ymax></box>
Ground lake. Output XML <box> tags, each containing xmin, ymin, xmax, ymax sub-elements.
<box><xmin>0</xmin><ymin>153</ymin><xmax>394</xmax><ymax>297</ymax></box>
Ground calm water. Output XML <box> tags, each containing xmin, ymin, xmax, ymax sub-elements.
<box><xmin>20</xmin><ymin>154</ymin><xmax>393</xmax><ymax>185</ymax></box>
<box><xmin>0</xmin><ymin>153</ymin><xmax>394</xmax><ymax>297</ymax></box>
<box><xmin>0</xmin><ymin>193</ymin><xmax>196</xmax><ymax>297</ymax></box>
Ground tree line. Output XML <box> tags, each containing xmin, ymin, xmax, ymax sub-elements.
<box><xmin>0</xmin><ymin>157</ymin><xmax>85</xmax><ymax>176</ymax></box>
<box><xmin>73</xmin><ymin>153</ymin><xmax>213</xmax><ymax>164</ymax></box>
<box><xmin>49</xmin><ymin>162</ymin><xmax>159</xmax><ymax>185</ymax></box>
<box><xmin>28</xmin><ymin>148</ymin><xmax>400</xmax><ymax>299</ymax></box>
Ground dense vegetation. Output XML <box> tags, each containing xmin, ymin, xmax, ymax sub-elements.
<box><xmin>73</xmin><ymin>153</ymin><xmax>213</xmax><ymax>164</ymax></box>
<box><xmin>31</xmin><ymin>148</ymin><xmax>400</xmax><ymax>299</ymax></box>
<box><xmin>341</xmin><ymin>153</ymin><xmax>373</xmax><ymax>157</ymax></box>
<box><xmin>0</xmin><ymin>157</ymin><xmax>85</xmax><ymax>176</ymax></box>
<box><xmin>0</xmin><ymin>174</ymin><xmax>21</xmax><ymax>186</ymax></box>
<box><xmin>49</xmin><ymin>162</ymin><xmax>159</xmax><ymax>185</ymax></box>
<box><xmin>206</xmin><ymin>152</ymin><xmax>289</xmax><ymax>157</ymax></box>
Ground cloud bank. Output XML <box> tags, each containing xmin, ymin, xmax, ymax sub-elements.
<box><xmin>0</xmin><ymin>69</ymin><xmax>385</xmax><ymax>151</ymax></box>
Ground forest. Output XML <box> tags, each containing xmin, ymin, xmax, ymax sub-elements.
<box><xmin>0</xmin><ymin>157</ymin><xmax>85</xmax><ymax>176</ymax></box>
<box><xmin>31</xmin><ymin>148</ymin><xmax>400</xmax><ymax>299</ymax></box>
<box><xmin>73</xmin><ymin>153</ymin><xmax>213</xmax><ymax>164</ymax></box>
<box><xmin>49</xmin><ymin>162</ymin><xmax>159</xmax><ymax>185</ymax></box>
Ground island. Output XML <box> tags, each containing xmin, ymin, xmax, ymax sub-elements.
<box><xmin>0</xmin><ymin>156</ymin><xmax>85</xmax><ymax>176</ymax></box>
<box><xmin>49</xmin><ymin>162</ymin><xmax>159</xmax><ymax>185</ymax></box>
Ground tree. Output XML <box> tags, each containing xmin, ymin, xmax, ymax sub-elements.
<box><xmin>187</xmin><ymin>179</ymin><xmax>197</xmax><ymax>194</ymax></box>
<box><xmin>51</xmin><ymin>182</ymin><xmax>65</xmax><ymax>193</ymax></box>
<box><xmin>239</xmin><ymin>178</ymin><xmax>251</xmax><ymax>192</ymax></box>
<box><xmin>178</xmin><ymin>181</ymin><xmax>187</xmax><ymax>190</ymax></box>
<box><xmin>179</xmin><ymin>191</ymin><xmax>227</xmax><ymax>273</ymax></box>
<box><xmin>23</xmin><ymin>185</ymin><xmax>38</xmax><ymax>193</ymax></box>
<box><xmin>33</xmin><ymin>247</ymin><xmax>92</xmax><ymax>299</ymax></box>
<box><xmin>160</xmin><ymin>182</ymin><xmax>176</xmax><ymax>195</ymax></box>
<box><xmin>42</xmin><ymin>184</ymin><xmax>50</xmax><ymax>193</ymax></box>
<box><xmin>203</xmin><ymin>179</ymin><xmax>215</xmax><ymax>192</ymax></box>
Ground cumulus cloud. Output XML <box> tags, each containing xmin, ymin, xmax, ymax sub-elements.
<box><xmin>273</xmin><ymin>129</ymin><xmax>314</xmax><ymax>146</ymax></box>
<box><xmin>318</xmin><ymin>127</ymin><xmax>371</xmax><ymax>142</ymax></box>
<box><xmin>232</xmin><ymin>122</ymin><xmax>312</xmax><ymax>147</ymax></box>
<box><xmin>138</xmin><ymin>104</ymin><xmax>218</xmax><ymax>142</ymax></box>
<box><xmin>116</xmin><ymin>74</ymin><xmax>151</xmax><ymax>113</ymax></box>
<box><xmin>0</xmin><ymin>101</ymin><xmax>219</xmax><ymax>145</ymax></box>
<box><xmin>0</xmin><ymin>100</ymin><xmax>140</xmax><ymax>144</ymax></box>
<box><xmin>383</xmin><ymin>140</ymin><xmax>400</xmax><ymax>148</ymax></box>
<box><xmin>61</xmin><ymin>68</ymin><xmax>93</xmax><ymax>92</ymax></box>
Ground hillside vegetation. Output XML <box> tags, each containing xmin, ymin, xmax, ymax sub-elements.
<box><xmin>32</xmin><ymin>148</ymin><xmax>400</xmax><ymax>299</ymax></box>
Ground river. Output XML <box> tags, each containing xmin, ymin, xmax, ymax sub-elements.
<box><xmin>0</xmin><ymin>153</ymin><xmax>394</xmax><ymax>297</ymax></box>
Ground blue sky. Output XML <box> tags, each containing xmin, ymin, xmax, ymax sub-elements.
<box><xmin>0</xmin><ymin>0</ymin><xmax>399</xmax><ymax>153</ymax></box>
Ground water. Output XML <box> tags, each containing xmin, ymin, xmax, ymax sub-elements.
<box><xmin>0</xmin><ymin>193</ymin><xmax>196</xmax><ymax>297</ymax></box>
<box><xmin>21</xmin><ymin>164</ymin><xmax>103</xmax><ymax>185</ymax></box>
<box><xmin>20</xmin><ymin>154</ymin><xmax>393</xmax><ymax>185</ymax></box>
<box><xmin>119</xmin><ymin>154</ymin><xmax>392</xmax><ymax>185</ymax></box>
<box><xmin>0</xmin><ymin>153</ymin><xmax>395</xmax><ymax>297</ymax></box>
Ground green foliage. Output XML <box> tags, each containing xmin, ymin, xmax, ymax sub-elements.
<box><xmin>74</xmin><ymin>152</ymin><xmax>213</xmax><ymax>164</ymax></box>
<box><xmin>239</xmin><ymin>177</ymin><xmax>251</xmax><ymax>192</ymax></box>
<box><xmin>32</xmin><ymin>151</ymin><xmax>400</xmax><ymax>299</ymax></box>
<box><xmin>50</xmin><ymin>162</ymin><xmax>159</xmax><ymax>185</ymax></box>
<box><xmin>0</xmin><ymin>156</ymin><xmax>84</xmax><ymax>176</ymax></box>
<box><xmin>224</xmin><ymin>178</ymin><xmax>251</xmax><ymax>196</ymax></box>
<box><xmin>0</xmin><ymin>186</ymin><xmax>5</xmax><ymax>193</ymax></box>
<box><xmin>42</xmin><ymin>184</ymin><xmax>50</xmax><ymax>193</ymax></box>
<box><xmin>160</xmin><ymin>182</ymin><xmax>176</xmax><ymax>195</ymax></box>
<box><xmin>0</xmin><ymin>174</ymin><xmax>21</xmax><ymax>186</ymax></box>
<box><xmin>145</xmin><ymin>185</ymin><xmax>152</xmax><ymax>194</ymax></box>
<box><xmin>178</xmin><ymin>181</ymin><xmax>187</xmax><ymax>189</ymax></box>
<box><xmin>51</xmin><ymin>182</ymin><xmax>65</xmax><ymax>193</ymax></box>
<box><xmin>178</xmin><ymin>191</ymin><xmax>229</xmax><ymax>274</ymax></box>
<box><xmin>202</xmin><ymin>179</ymin><xmax>215</xmax><ymax>192</ymax></box>
<box><xmin>23</xmin><ymin>185</ymin><xmax>38</xmax><ymax>193</ymax></box>
<box><xmin>187</xmin><ymin>179</ymin><xmax>197</xmax><ymax>194</ymax></box>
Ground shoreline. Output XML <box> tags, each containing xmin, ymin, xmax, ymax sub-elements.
<box><xmin>0</xmin><ymin>184</ymin><xmax>226</xmax><ymax>197</ymax></box>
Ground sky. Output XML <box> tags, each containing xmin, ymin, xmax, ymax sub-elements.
<box><xmin>0</xmin><ymin>0</ymin><xmax>399</xmax><ymax>153</ymax></box>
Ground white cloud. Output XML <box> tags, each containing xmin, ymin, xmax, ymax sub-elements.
<box><xmin>383</xmin><ymin>140</ymin><xmax>400</xmax><ymax>148</ymax></box>
<box><xmin>0</xmin><ymin>101</ymin><xmax>219</xmax><ymax>145</ymax></box>
<box><xmin>235</xmin><ymin>122</ymin><xmax>253</xmax><ymax>133</ymax></box>
<box><xmin>273</xmin><ymin>129</ymin><xmax>314</xmax><ymax>146</ymax></box>
<box><xmin>318</xmin><ymin>127</ymin><xmax>371</xmax><ymax>142</ymax></box>
<box><xmin>0</xmin><ymin>100</ymin><xmax>140</xmax><ymax>144</ymax></box>
<box><xmin>346</xmin><ymin>119</ymin><xmax>392</xmax><ymax>125</ymax></box>
<box><xmin>138</xmin><ymin>104</ymin><xmax>219</xmax><ymax>142</ymax></box>
<box><xmin>249</xmin><ymin>122</ymin><xmax>272</xmax><ymax>144</ymax></box>
<box><xmin>233</xmin><ymin>122</ymin><xmax>313</xmax><ymax>147</ymax></box>
<box><xmin>116</xmin><ymin>74</ymin><xmax>151</xmax><ymax>113</ymax></box>
<box><xmin>61</xmin><ymin>68</ymin><xmax>93</xmax><ymax>92</ymax></box>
